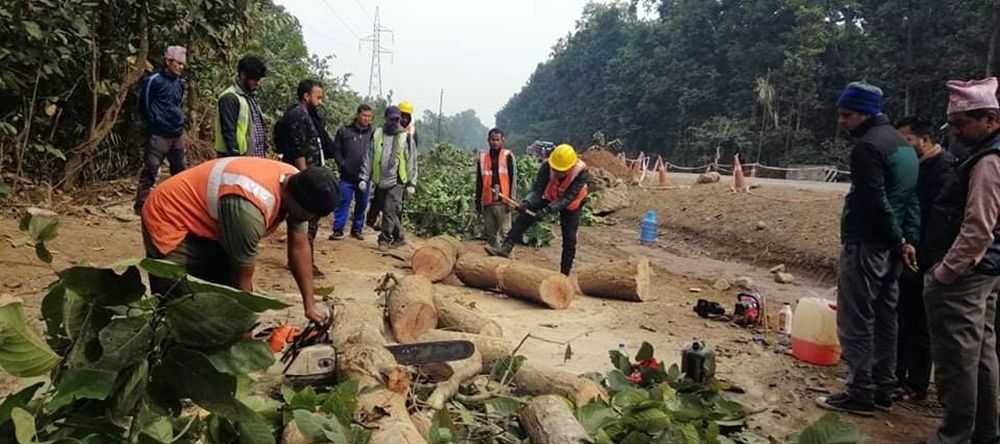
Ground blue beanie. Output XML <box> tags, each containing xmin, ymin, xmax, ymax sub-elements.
<box><xmin>837</xmin><ymin>82</ymin><xmax>883</xmax><ymax>116</ymax></box>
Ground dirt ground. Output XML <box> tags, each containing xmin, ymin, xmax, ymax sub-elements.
<box><xmin>0</xmin><ymin>181</ymin><xmax>937</xmax><ymax>443</ymax></box>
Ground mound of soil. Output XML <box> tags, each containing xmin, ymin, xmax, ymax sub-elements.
<box><xmin>581</xmin><ymin>147</ymin><xmax>631</xmax><ymax>179</ymax></box>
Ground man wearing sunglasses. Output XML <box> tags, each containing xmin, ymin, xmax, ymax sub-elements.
<box><xmin>134</xmin><ymin>46</ymin><xmax>188</xmax><ymax>214</ymax></box>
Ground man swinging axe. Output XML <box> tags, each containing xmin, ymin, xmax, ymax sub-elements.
<box><xmin>486</xmin><ymin>144</ymin><xmax>590</xmax><ymax>275</ymax></box>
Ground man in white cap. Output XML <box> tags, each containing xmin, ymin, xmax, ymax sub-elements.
<box><xmin>923</xmin><ymin>77</ymin><xmax>1000</xmax><ymax>444</ymax></box>
<box><xmin>134</xmin><ymin>45</ymin><xmax>188</xmax><ymax>214</ymax></box>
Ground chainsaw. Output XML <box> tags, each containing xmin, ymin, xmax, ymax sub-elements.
<box><xmin>733</xmin><ymin>291</ymin><xmax>764</xmax><ymax>327</ymax></box>
<box><xmin>278</xmin><ymin>313</ymin><xmax>475</xmax><ymax>387</ymax></box>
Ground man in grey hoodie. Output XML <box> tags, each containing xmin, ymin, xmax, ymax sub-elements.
<box><xmin>362</xmin><ymin>106</ymin><xmax>418</xmax><ymax>250</ymax></box>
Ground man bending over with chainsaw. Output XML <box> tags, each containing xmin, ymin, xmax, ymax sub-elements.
<box><xmin>141</xmin><ymin>157</ymin><xmax>340</xmax><ymax>324</ymax></box>
<box><xmin>486</xmin><ymin>144</ymin><xmax>590</xmax><ymax>275</ymax></box>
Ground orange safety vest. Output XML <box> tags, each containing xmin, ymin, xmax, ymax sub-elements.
<box><xmin>543</xmin><ymin>160</ymin><xmax>589</xmax><ymax>212</ymax></box>
<box><xmin>142</xmin><ymin>157</ymin><xmax>299</xmax><ymax>255</ymax></box>
<box><xmin>480</xmin><ymin>148</ymin><xmax>513</xmax><ymax>205</ymax></box>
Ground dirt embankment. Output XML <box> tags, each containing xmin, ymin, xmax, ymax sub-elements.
<box><xmin>616</xmin><ymin>182</ymin><xmax>843</xmax><ymax>282</ymax></box>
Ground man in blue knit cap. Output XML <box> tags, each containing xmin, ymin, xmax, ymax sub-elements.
<box><xmin>816</xmin><ymin>82</ymin><xmax>920</xmax><ymax>416</ymax></box>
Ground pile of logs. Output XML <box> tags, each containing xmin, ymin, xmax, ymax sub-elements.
<box><xmin>286</xmin><ymin>236</ymin><xmax>654</xmax><ymax>443</ymax></box>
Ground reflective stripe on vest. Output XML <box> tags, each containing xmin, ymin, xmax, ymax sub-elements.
<box><xmin>543</xmin><ymin>160</ymin><xmax>589</xmax><ymax>212</ymax></box>
<box><xmin>213</xmin><ymin>85</ymin><xmax>250</xmax><ymax>154</ymax></box>
<box><xmin>205</xmin><ymin>158</ymin><xmax>278</xmax><ymax>221</ymax></box>
<box><xmin>372</xmin><ymin>127</ymin><xmax>408</xmax><ymax>185</ymax></box>
<box><xmin>480</xmin><ymin>149</ymin><xmax>512</xmax><ymax>205</ymax></box>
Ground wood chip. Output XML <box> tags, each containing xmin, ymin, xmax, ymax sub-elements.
<box><xmin>688</xmin><ymin>287</ymin><xmax>704</xmax><ymax>293</ymax></box>
<box><xmin>639</xmin><ymin>324</ymin><xmax>657</xmax><ymax>332</ymax></box>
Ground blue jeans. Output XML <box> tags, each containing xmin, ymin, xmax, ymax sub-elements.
<box><xmin>332</xmin><ymin>181</ymin><xmax>369</xmax><ymax>233</ymax></box>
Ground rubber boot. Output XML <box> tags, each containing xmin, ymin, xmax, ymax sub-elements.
<box><xmin>485</xmin><ymin>240</ymin><xmax>513</xmax><ymax>258</ymax></box>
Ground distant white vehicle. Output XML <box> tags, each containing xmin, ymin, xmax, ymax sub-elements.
<box><xmin>526</xmin><ymin>140</ymin><xmax>555</xmax><ymax>159</ymax></box>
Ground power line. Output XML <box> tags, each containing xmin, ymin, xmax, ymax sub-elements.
<box><xmin>352</xmin><ymin>0</ymin><xmax>370</xmax><ymax>20</ymax></box>
<box><xmin>360</xmin><ymin>6</ymin><xmax>394</xmax><ymax>98</ymax></box>
<box><xmin>319</xmin><ymin>0</ymin><xmax>361</xmax><ymax>40</ymax></box>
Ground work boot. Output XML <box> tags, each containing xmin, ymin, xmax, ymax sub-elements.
<box><xmin>815</xmin><ymin>393</ymin><xmax>875</xmax><ymax>417</ymax></box>
<box><xmin>329</xmin><ymin>230</ymin><xmax>345</xmax><ymax>241</ymax></box>
<box><xmin>350</xmin><ymin>231</ymin><xmax>365</xmax><ymax>241</ymax></box>
<box><xmin>485</xmin><ymin>241</ymin><xmax>513</xmax><ymax>258</ymax></box>
<box><xmin>873</xmin><ymin>392</ymin><xmax>893</xmax><ymax>413</ymax></box>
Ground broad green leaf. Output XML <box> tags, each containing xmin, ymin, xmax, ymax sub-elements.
<box><xmin>0</xmin><ymin>298</ymin><xmax>60</xmax><ymax>377</ymax></box>
<box><xmin>35</xmin><ymin>243</ymin><xmax>52</xmax><ymax>264</ymax></box>
<box><xmin>287</xmin><ymin>386</ymin><xmax>321</xmax><ymax>412</ymax></box>
<box><xmin>155</xmin><ymin>347</ymin><xmax>262</xmax><ymax>424</ymax></box>
<box><xmin>11</xmin><ymin>407</ymin><xmax>35</xmax><ymax>444</ymax></box>
<box><xmin>59</xmin><ymin>266</ymin><xmax>146</xmax><ymax>307</ymax></box>
<box><xmin>40</xmin><ymin>282</ymin><xmax>66</xmax><ymax>344</ymax></box>
<box><xmin>236</xmin><ymin>419</ymin><xmax>275</xmax><ymax>444</ymax></box>
<box><xmin>112</xmin><ymin>360</ymin><xmax>149</xmax><ymax>421</ymax></box>
<box><xmin>0</xmin><ymin>383</ymin><xmax>43</xmax><ymax>425</ymax></box>
<box><xmin>166</xmin><ymin>293</ymin><xmax>256</xmax><ymax>348</ymax></box>
<box><xmin>620</xmin><ymin>431</ymin><xmax>651</xmax><ymax>444</ymax></box>
<box><xmin>63</xmin><ymin>289</ymin><xmax>90</xmax><ymax>340</ymax></box>
<box><xmin>95</xmin><ymin>315</ymin><xmax>154</xmax><ymax>370</ymax></box>
<box><xmin>609</xmin><ymin>350</ymin><xmax>632</xmax><ymax>374</ymax></box>
<box><xmin>576</xmin><ymin>402</ymin><xmax>619</xmax><ymax>435</ymax></box>
<box><xmin>143</xmin><ymin>417</ymin><xmax>173</xmax><ymax>443</ymax></box>
<box><xmin>627</xmin><ymin>407</ymin><xmax>670</xmax><ymax>434</ymax></box>
<box><xmin>185</xmin><ymin>276</ymin><xmax>290</xmax><ymax>312</ymax></box>
<box><xmin>612</xmin><ymin>388</ymin><xmax>650</xmax><ymax>410</ymax></box>
<box><xmin>488</xmin><ymin>354</ymin><xmax>526</xmax><ymax>383</ymax></box>
<box><xmin>794</xmin><ymin>413</ymin><xmax>863</xmax><ymax>444</ymax></box>
<box><xmin>293</xmin><ymin>410</ymin><xmax>347</xmax><ymax>444</ymax></box>
<box><xmin>321</xmin><ymin>379</ymin><xmax>359</xmax><ymax>427</ymax></box>
<box><xmin>49</xmin><ymin>367</ymin><xmax>118</xmax><ymax>410</ymax></box>
<box><xmin>635</xmin><ymin>342</ymin><xmax>654</xmax><ymax>362</ymax></box>
<box><xmin>140</xmin><ymin>258</ymin><xmax>187</xmax><ymax>280</ymax></box>
<box><xmin>606</xmin><ymin>370</ymin><xmax>633</xmax><ymax>393</ymax></box>
<box><xmin>22</xmin><ymin>21</ymin><xmax>43</xmax><ymax>39</ymax></box>
<box><xmin>207</xmin><ymin>340</ymin><xmax>274</xmax><ymax>375</ymax></box>
<box><xmin>484</xmin><ymin>396</ymin><xmax>524</xmax><ymax>417</ymax></box>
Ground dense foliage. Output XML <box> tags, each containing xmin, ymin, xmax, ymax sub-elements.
<box><xmin>0</xmin><ymin>0</ymin><xmax>359</xmax><ymax>190</ymax></box>
<box><xmin>415</xmin><ymin>109</ymin><xmax>490</xmax><ymax>152</ymax></box>
<box><xmin>497</xmin><ymin>0</ymin><xmax>1000</xmax><ymax>169</ymax></box>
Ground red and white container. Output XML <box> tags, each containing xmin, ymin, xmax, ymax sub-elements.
<box><xmin>791</xmin><ymin>297</ymin><xmax>841</xmax><ymax>366</ymax></box>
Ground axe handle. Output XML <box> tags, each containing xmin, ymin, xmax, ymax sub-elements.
<box><xmin>497</xmin><ymin>192</ymin><xmax>536</xmax><ymax>217</ymax></box>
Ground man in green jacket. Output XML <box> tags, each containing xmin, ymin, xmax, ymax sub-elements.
<box><xmin>816</xmin><ymin>82</ymin><xmax>920</xmax><ymax>417</ymax></box>
<box><xmin>362</xmin><ymin>106</ymin><xmax>418</xmax><ymax>251</ymax></box>
<box><xmin>214</xmin><ymin>55</ymin><xmax>269</xmax><ymax>157</ymax></box>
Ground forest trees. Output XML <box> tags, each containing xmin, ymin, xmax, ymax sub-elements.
<box><xmin>496</xmin><ymin>0</ymin><xmax>998</xmax><ymax>169</ymax></box>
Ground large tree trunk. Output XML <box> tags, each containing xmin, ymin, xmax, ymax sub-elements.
<box><xmin>426</xmin><ymin>350</ymin><xmax>483</xmax><ymax>410</ymax></box>
<box><xmin>418</xmin><ymin>329</ymin><xmax>513</xmax><ymax>368</ymax></box>
<box><xmin>331</xmin><ymin>301</ymin><xmax>427</xmax><ymax>444</ymax></box>
<box><xmin>514</xmin><ymin>364</ymin><xmax>608</xmax><ymax>407</ymax></box>
<box><xmin>411</xmin><ymin>235</ymin><xmax>462</xmax><ymax>282</ymax></box>
<box><xmin>499</xmin><ymin>262</ymin><xmax>576</xmax><ymax>310</ymax></box>
<box><xmin>454</xmin><ymin>255</ymin><xmax>511</xmax><ymax>290</ymax></box>
<box><xmin>575</xmin><ymin>257</ymin><xmax>653</xmax><ymax>302</ymax></box>
<box><xmin>433</xmin><ymin>293</ymin><xmax>503</xmax><ymax>337</ymax></box>
<box><xmin>387</xmin><ymin>275</ymin><xmax>438</xmax><ymax>344</ymax></box>
<box><xmin>519</xmin><ymin>395</ymin><xmax>592</xmax><ymax>444</ymax></box>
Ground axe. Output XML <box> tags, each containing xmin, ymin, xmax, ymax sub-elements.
<box><xmin>496</xmin><ymin>191</ymin><xmax>536</xmax><ymax>217</ymax></box>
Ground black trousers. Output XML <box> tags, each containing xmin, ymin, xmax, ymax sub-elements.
<box><xmin>897</xmin><ymin>269</ymin><xmax>932</xmax><ymax>393</ymax></box>
<box><xmin>505</xmin><ymin>198</ymin><xmax>580</xmax><ymax>275</ymax></box>
<box><xmin>135</xmin><ymin>135</ymin><xmax>186</xmax><ymax>211</ymax></box>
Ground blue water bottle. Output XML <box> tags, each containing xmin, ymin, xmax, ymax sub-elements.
<box><xmin>640</xmin><ymin>210</ymin><xmax>657</xmax><ymax>246</ymax></box>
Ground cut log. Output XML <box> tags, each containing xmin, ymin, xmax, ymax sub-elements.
<box><xmin>454</xmin><ymin>255</ymin><xmax>511</xmax><ymax>290</ymax></box>
<box><xmin>387</xmin><ymin>275</ymin><xmax>438</xmax><ymax>343</ymax></box>
<box><xmin>433</xmin><ymin>294</ymin><xmax>503</xmax><ymax>337</ymax></box>
<box><xmin>513</xmin><ymin>363</ymin><xmax>608</xmax><ymax>407</ymax></box>
<box><xmin>332</xmin><ymin>301</ymin><xmax>428</xmax><ymax>444</ymax></box>
<box><xmin>575</xmin><ymin>257</ymin><xmax>653</xmax><ymax>302</ymax></box>
<box><xmin>418</xmin><ymin>329</ymin><xmax>513</xmax><ymax>368</ymax></box>
<box><xmin>519</xmin><ymin>395</ymin><xmax>592</xmax><ymax>444</ymax></box>
<box><xmin>426</xmin><ymin>349</ymin><xmax>483</xmax><ymax>410</ymax></box>
<box><xmin>499</xmin><ymin>262</ymin><xmax>576</xmax><ymax>310</ymax></box>
<box><xmin>411</xmin><ymin>235</ymin><xmax>462</xmax><ymax>282</ymax></box>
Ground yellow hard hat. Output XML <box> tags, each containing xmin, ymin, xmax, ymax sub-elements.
<box><xmin>548</xmin><ymin>144</ymin><xmax>578</xmax><ymax>172</ymax></box>
<box><xmin>399</xmin><ymin>101</ymin><xmax>414</xmax><ymax>115</ymax></box>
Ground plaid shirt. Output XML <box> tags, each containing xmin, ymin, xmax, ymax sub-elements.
<box><xmin>247</xmin><ymin>96</ymin><xmax>268</xmax><ymax>157</ymax></box>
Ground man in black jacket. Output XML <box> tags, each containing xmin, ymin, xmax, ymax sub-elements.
<box><xmin>274</xmin><ymin>79</ymin><xmax>332</xmax><ymax>278</ymax></box>
<box><xmin>134</xmin><ymin>46</ymin><xmax>187</xmax><ymax>214</ymax></box>
<box><xmin>816</xmin><ymin>82</ymin><xmax>920</xmax><ymax>417</ymax></box>
<box><xmin>893</xmin><ymin>116</ymin><xmax>958</xmax><ymax>402</ymax></box>
<box><xmin>486</xmin><ymin>144</ymin><xmax>589</xmax><ymax>275</ymax></box>
<box><xmin>329</xmin><ymin>104</ymin><xmax>374</xmax><ymax>240</ymax></box>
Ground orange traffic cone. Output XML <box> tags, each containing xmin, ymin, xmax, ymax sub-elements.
<box><xmin>657</xmin><ymin>156</ymin><xmax>670</xmax><ymax>186</ymax></box>
<box><xmin>732</xmin><ymin>154</ymin><xmax>748</xmax><ymax>192</ymax></box>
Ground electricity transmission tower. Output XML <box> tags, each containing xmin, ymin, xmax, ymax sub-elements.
<box><xmin>360</xmin><ymin>6</ymin><xmax>393</xmax><ymax>98</ymax></box>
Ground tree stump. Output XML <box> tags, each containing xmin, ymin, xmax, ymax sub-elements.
<box><xmin>454</xmin><ymin>255</ymin><xmax>511</xmax><ymax>290</ymax></box>
<box><xmin>387</xmin><ymin>275</ymin><xmax>438</xmax><ymax>343</ymax></box>
<box><xmin>499</xmin><ymin>262</ymin><xmax>576</xmax><ymax>309</ymax></box>
<box><xmin>519</xmin><ymin>395</ymin><xmax>592</xmax><ymax>444</ymax></box>
<box><xmin>433</xmin><ymin>293</ymin><xmax>503</xmax><ymax>337</ymax></box>
<box><xmin>575</xmin><ymin>257</ymin><xmax>653</xmax><ymax>302</ymax></box>
<box><xmin>411</xmin><ymin>235</ymin><xmax>462</xmax><ymax>282</ymax></box>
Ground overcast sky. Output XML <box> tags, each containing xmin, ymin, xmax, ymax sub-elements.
<box><xmin>274</xmin><ymin>0</ymin><xmax>599</xmax><ymax>127</ymax></box>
